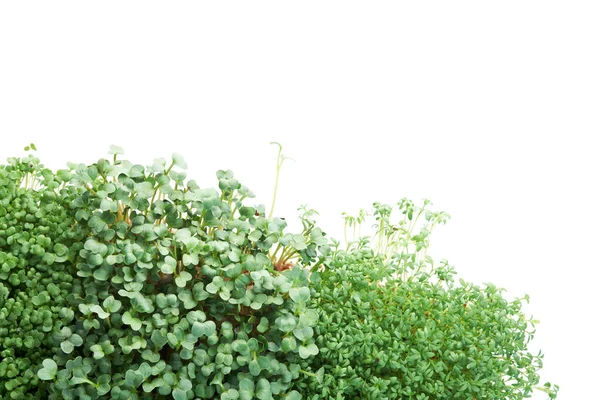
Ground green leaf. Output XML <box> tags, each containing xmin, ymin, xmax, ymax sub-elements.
<box><xmin>206</xmin><ymin>283</ymin><xmax>218</xmax><ymax>294</ymax></box>
<box><xmin>182</xmin><ymin>253</ymin><xmax>199</xmax><ymax>266</ymax></box>
<box><xmin>105</xmin><ymin>254</ymin><xmax>123</xmax><ymax>265</ymax></box>
<box><xmin>219</xmin><ymin>287</ymin><xmax>231</xmax><ymax>301</ymax></box>
<box><xmin>175</xmin><ymin>228</ymin><xmax>192</xmax><ymax>242</ymax></box>
<box><xmin>69</xmin><ymin>334</ymin><xmax>83</xmax><ymax>347</ymax></box>
<box><xmin>89</xmin><ymin>215</ymin><xmax>108</xmax><ymax>234</ymax></box>
<box><xmin>61</xmin><ymin>340</ymin><xmax>74</xmax><ymax>354</ymax></box>
<box><xmin>136</xmin><ymin>363</ymin><xmax>152</xmax><ymax>379</ymax></box>
<box><xmin>284</xmin><ymin>391</ymin><xmax>301</xmax><ymax>400</ymax></box>
<box><xmin>228</xmin><ymin>250</ymin><xmax>240</xmax><ymax>262</ymax></box>
<box><xmin>125</xmin><ymin>370</ymin><xmax>144</xmax><ymax>388</ymax></box>
<box><xmin>275</xmin><ymin>314</ymin><xmax>296</xmax><ymax>333</ymax></box>
<box><xmin>232</xmin><ymin>339</ymin><xmax>250</xmax><ymax>355</ymax></box>
<box><xmin>141</xmin><ymin>349</ymin><xmax>160</xmax><ymax>363</ymax></box>
<box><xmin>134</xmin><ymin>181</ymin><xmax>154</xmax><ymax>198</ymax></box>
<box><xmin>93</xmin><ymin>264</ymin><xmax>113</xmax><ymax>281</ymax></box>
<box><xmin>170</xmin><ymin>170</ymin><xmax>187</xmax><ymax>183</ymax></box>
<box><xmin>175</xmin><ymin>271</ymin><xmax>193</xmax><ymax>288</ymax></box>
<box><xmin>96</xmin><ymin>374</ymin><xmax>111</xmax><ymax>391</ymax></box>
<box><xmin>151</xmin><ymin>158</ymin><xmax>166</xmax><ymax>172</ymax></box>
<box><xmin>161</xmin><ymin>256</ymin><xmax>177</xmax><ymax>274</ymax></box>
<box><xmin>280</xmin><ymin>337</ymin><xmax>297</xmax><ymax>352</ymax></box>
<box><xmin>239</xmin><ymin>378</ymin><xmax>255</xmax><ymax>400</ymax></box>
<box><xmin>299</xmin><ymin>309</ymin><xmax>319</xmax><ymax>326</ymax></box>
<box><xmin>315</xmin><ymin>367</ymin><xmax>324</xmax><ymax>384</ymax></box>
<box><xmin>299</xmin><ymin>343</ymin><xmax>319</xmax><ymax>359</ymax></box>
<box><xmin>249</xmin><ymin>359</ymin><xmax>261</xmax><ymax>376</ymax></box>
<box><xmin>222</xmin><ymin>389</ymin><xmax>240</xmax><ymax>400</ymax></box>
<box><xmin>151</xmin><ymin>330</ymin><xmax>169</xmax><ymax>349</ymax></box>
<box><xmin>90</xmin><ymin>344</ymin><xmax>105</xmax><ymax>360</ymax></box>
<box><xmin>178</xmin><ymin>290</ymin><xmax>197</xmax><ymax>309</ymax></box>
<box><xmin>37</xmin><ymin>359</ymin><xmax>57</xmax><ymax>380</ymax></box>
<box><xmin>256</xmin><ymin>379</ymin><xmax>272</xmax><ymax>400</ymax></box>
<box><xmin>192</xmin><ymin>320</ymin><xmax>216</xmax><ymax>338</ymax></box>
<box><xmin>246</xmin><ymin>338</ymin><xmax>259</xmax><ymax>352</ymax></box>
<box><xmin>293</xmin><ymin>326</ymin><xmax>313</xmax><ymax>341</ymax></box>
<box><xmin>289</xmin><ymin>287</ymin><xmax>310</xmax><ymax>303</ymax></box>
<box><xmin>192</xmin><ymin>282</ymin><xmax>210</xmax><ymax>301</ymax></box>
<box><xmin>172</xmin><ymin>153</ymin><xmax>188</xmax><ymax>169</ymax></box>
<box><xmin>103</xmin><ymin>296</ymin><xmax>122</xmax><ymax>313</ymax></box>
<box><xmin>122</xmin><ymin>311</ymin><xmax>143</xmax><ymax>331</ymax></box>
<box><xmin>87</xmin><ymin>253</ymin><xmax>104</xmax><ymax>267</ymax></box>
<box><xmin>69</xmin><ymin>376</ymin><xmax>89</xmax><ymax>385</ymax></box>
<box><xmin>290</xmin><ymin>234</ymin><xmax>307</xmax><ymax>250</ymax></box>
<box><xmin>178</xmin><ymin>378</ymin><xmax>193</xmax><ymax>391</ymax></box>
<box><xmin>257</xmin><ymin>317</ymin><xmax>269</xmax><ymax>333</ymax></box>
<box><xmin>88</xmin><ymin>304</ymin><xmax>110</xmax><ymax>319</ymax></box>
<box><xmin>109</xmin><ymin>145</ymin><xmax>124</xmax><ymax>155</ymax></box>
<box><xmin>172</xmin><ymin>389</ymin><xmax>187</xmax><ymax>400</ymax></box>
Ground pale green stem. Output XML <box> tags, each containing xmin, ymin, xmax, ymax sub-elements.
<box><xmin>268</xmin><ymin>143</ymin><xmax>284</xmax><ymax>219</ymax></box>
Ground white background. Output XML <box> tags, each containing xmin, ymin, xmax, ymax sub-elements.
<box><xmin>1</xmin><ymin>2</ymin><xmax>598</xmax><ymax>398</ymax></box>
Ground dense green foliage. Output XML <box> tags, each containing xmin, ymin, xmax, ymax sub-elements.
<box><xmin>0</xmin><ymin>145</ymin><xmax>557</xmax><ymax>399</ymax></box>
<box><xmin>296</xmin><ymin>201</ymin><xmax>558</xmax><ymax>399</ymax></box>
<box><xmin>1</xmin><ymin>146</ymin><xmax>326</xmax><ymax>399</ymax></box>
<box><xmin>0</xmin><ymin>149</ymin><xmax>84</xmax><ymax>398</ymax></box>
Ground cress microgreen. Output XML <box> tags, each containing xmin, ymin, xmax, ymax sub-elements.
<box><xmin>295</xmin><ymin>200</ymin><xmax>559</xmax><ymax>399</ymax></box>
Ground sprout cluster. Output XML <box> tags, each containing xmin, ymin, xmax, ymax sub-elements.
<box><xmin>0</xmin><ymin>146</ymin><xmax>557</xmax><ymax>400</ymax></box>
<box><xmin>0</xmin><ymin>153</ymin><xmax>83</xmax><ymax>398</ymax></box>
<box><xmin>296</xmin><ymin>201</ymin><xmax>559</xmax><ymax>399</ymax></box>
<box><xmin>2</xmin><ymin>147</ymin><xmax>326</xmax><ymax>399</ymax></box>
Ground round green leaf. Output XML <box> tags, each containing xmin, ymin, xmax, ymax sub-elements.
<box><xmin>256</xmin><ymin>379</ymin><xmax>272</xmax><ymax>400</ymax></box>
<box><xmin>275</xmin><ymin>314</ymin><xmax>296</xmax><ymax>333</ymax></box>
<box><xmin>192</xmin><ymin>321</ymin><xmax>216</xmax><ymax>338</ymax></box>
<box><xmin>109</xmin><ymin>145</ymin><xmax>124</xmax><ymax>155</ymax></box>
<box><xmin>37</xmin><ymin>359</ymin><xmax>57</xmax><ymax>380</ymax></box>
<box><xmin>172</xmin><ymin>153</ymin><xmax>188</xmax><ymax>169</ymax></box>
<box><xmin>61</xmin><ymin>340</ymin><xmax>74</xmax><ymax>354</ymax></box>
<box><xmin>257</xmin><ymin>317</ymin><xmax>269</xmax><ymax>333</ymax></box>
<box><xmin>289</xmin><ymin>287</ymin><xmax>310</xmax><ymax>303</ymax></box>
<box><xmin>103</xmin><ymin>296</ymin><xmax>122</xmax><ymax>313</ymax></box>
<box><xmin>299</xmin><ymin>343</ymin><xmax>319</xmax><ymax>359</ymax></box>
<box><xmin>284</xmin><ymin>391</ymin><xmax>301</xmax><ymax>400</ymax></box>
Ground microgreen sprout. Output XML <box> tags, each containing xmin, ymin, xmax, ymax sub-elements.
<box><xmin>1</xmin><ymin>144</ymin><xmax>323</xmax><ymax>399</ymax></box>
<box><xmin>297</xmin><ymin>198</ymin><xmax>558</xmax><ymax>399</ymax></box>
<box><xmin>0</xmin><ymin>143</ymin><xmax>557</xmax><ymax>399</ymax></box>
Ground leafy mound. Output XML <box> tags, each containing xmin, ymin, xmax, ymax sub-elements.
<box><xmin>0</xmin><ymin>145</ymin><xmax>557</xmax><ymax>400</ymax></box>
<box><xmin>2</xmin><ymin>147</ymin><xmax>326</xmax><ymax>399</ymax></box>
<box><xmin>296</xmin><ymin>201</ymin><xmax>559</xmax><ymax>399</ymax></box>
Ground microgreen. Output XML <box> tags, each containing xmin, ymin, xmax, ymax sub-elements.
<box><xmin>1</xmin><ymin>143</ymin><xmax>557</xmax><ymax>399</ymax></box>
<box><xmin>0</xmin><ymin>148</ymin><xmax>83</xmax><ymax>397</ymax></box>
<box><xmin>1</xmin><ymin>145</ymin><xmax>322</xmax><ymax>399</ymax></box>
<box><xmin>296</xmin><ymin>200</ymin><xmax>559</xmax><ymax>399</ymax></box>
